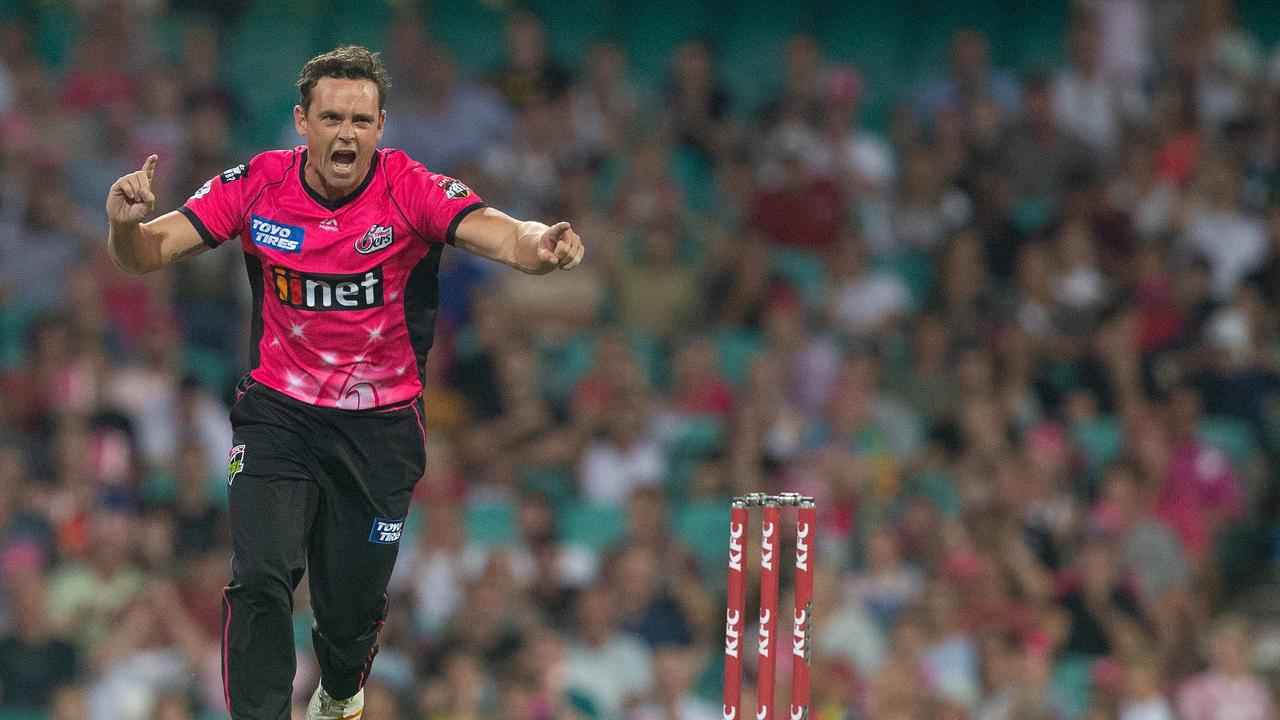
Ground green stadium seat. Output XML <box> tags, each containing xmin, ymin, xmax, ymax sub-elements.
<box><xmin>528</xmin><ymin>0</ymin><xmax>616</xmax><ymax>72</ymax></box>
<box><xmin>1238</xmin><ymin>0</ymin><xmax>1280</xmax><ymax>45</ymax></box>
<box><xmin>626</xmin><ymin>328</ymin><xmax>667</xmax><ymax>390</ymax></box>
<box><xmin>538</xmin><ymin>332</ymin><xmax>596</xmax><ymax>405</ymax></box>
<box><xmin>224</xmin><ymin>1</ymin><xmax>322</xmax><ymax>148</ymax></box>
<box><xmin>817</xmin><ymin>0</ymin><xmax>909</xmax><ymax>131</ymax></box>
<box><xmin>670</xmin><ymin>145</ymin><xmax>716</xmax><ymax>218</ymax></box>
<box><xmin>1199</xmin><ymin>416</ymin><xmax>1256</xmax><ymax>471</ymax></box>
<box><xmin>465</xmin><ymin>499</ymin><xmax>518</xmax><ymax>547</ymax></box>
<box><xmin>617</xmin><ymin>0</ymin><xmax>713</xmax><ymax>89</ymax></box>
<box><xmin>663</xmin><ymin>416</ymin><xmax>726</xmax><ymax>499</ymax></box>
<box><xmin>0</xmin><ymin>709</ymin><xmax>48</xmax><ymax>720</ymax></box>
<box><xmin>713</xmin><ymin>328</ymin><xmax>765</xmax><ymax>390</ymax></box>
<box><xmin>671</xmin><ymin>501</ymin><xmax>730</xmax><ymax>579</ymax></box>
<box><xmin>427</xmin><ymin>0</ymin><xmax>508</xmax><ymax>75</ymax></box>
<box><xmin>0</xmin><ymin>303</ymin><xmax>34</xmax><ymax>370</ymax></box>
<box><xmin>325</xmin><ymin>0</ymin><xmax>396</xmax><ymax>50</ymax></box>
<box><xmin>1049</xmin><ymin>653</ymin><xmax>1094</xmax><ymax>718</ymax></box>
<box><xmin>715</xmin><ymin>0</ymin><xmax>816</xmax><ymax>116</ymax></box>
<box><xmin>670</xmin><ymin>416</ymin><xmax>725</xmax><ymax>459</ymax></box>
<box><xmin>874</xmin><ymin>250</ymin><xmax>933</xmax><ymax>310</ymax></box>
<box><xmin>183</xmin><ymin>345</ymin><xmax>235</xmax><ymax>397</ymax></box>
<box><xmin>1071</xmin><ymin>415</ymin><xmax>1123</xmax><ymax>481</ymax></box>
<box><xmin>557</xmin><ymin>501</ymin><xmax>626</xmax><ymax>553</ymax></box>
<box><xmin>912</xmin><ymin>470</ymin><xmax>962</xmax><ymax>518</ymax></box>
<box><xmin>31</xmin><ymin>3</ymin><xmax>81</xmax><ymax>70</ymax></box>
<box><xmin>519</xmin><ymin>465</ymin><xmax>576</xmax><ymax>507</ymax></box>
<box><xmin>770</xmin><ymin>247</ymin><xmax>827</xmax><ymax>311</ymax></box>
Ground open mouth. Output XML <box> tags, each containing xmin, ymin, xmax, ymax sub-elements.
<box><xmin>331</xmin><ymin>149</ymin><xmax>357</xmax><ymax>171</ymax></box>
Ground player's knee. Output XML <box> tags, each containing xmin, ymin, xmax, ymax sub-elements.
<box><xmin>230</xmin><ymin>563</ymin><xmax>299</xmax><ymax>605</ymax></box>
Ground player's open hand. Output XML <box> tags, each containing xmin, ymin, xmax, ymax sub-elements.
<box><xmin>536</xmin><ymin>221</ymin><xmax>585</xmax><ymax>271</ymax></box>
<box><xmin>106</xmin><ymin>154</ymin><xmax>158</xmax><ymax>226</ymax></box>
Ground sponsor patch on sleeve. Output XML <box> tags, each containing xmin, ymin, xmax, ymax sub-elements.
<box><xmin>222</xmin><ymin>163</ymin><xmax>247</xmax><ymax>183</ymax></box>
<box><xmin>437</xmin><ymin>177</ymin><xmax>471</xmax><ymax>199</ymax></box>
<box><xmin>368</xmin><ymin>517</ymin><xmax>405</xmax><ymax>544</ymax></box>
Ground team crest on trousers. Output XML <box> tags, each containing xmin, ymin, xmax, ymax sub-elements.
<box><xmin>227</xmin><ymin>444</ymin><xmax>246</xmax><ymax>485</ymax></box>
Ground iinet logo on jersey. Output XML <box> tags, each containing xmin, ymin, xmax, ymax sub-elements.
<box><xmin>272</xmin><ymin>265</ymin><xmax>384</xmax><ymax>311</ymax></box>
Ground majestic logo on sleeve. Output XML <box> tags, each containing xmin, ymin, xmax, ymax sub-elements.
<box><xmin>356</xmin><ymin>225</ymin><xmax>393</xmax><ymax>254</ymax></box>
<box><xmin>368</xmin><ymin>517</ymin><xmax>405</xmax><ymax>544</ymax></box>
<box><xmin>438</xmin><ymin>177</ymin><xmax>471</xmax><ymax>199</ymax></box>
<box><xmin>272</xmin><ymin>265</ymin><xmax>384</xmax><ymax>311</ymax></box>
<box><xmin>251</xmin><ymin>215</ymin><xmax>305</xmax><ymax>253</ymax></box>
<box><xmin>227</xmin><ymin>445</ymin><xmax>245</xmax><ymax>485</ymax></box>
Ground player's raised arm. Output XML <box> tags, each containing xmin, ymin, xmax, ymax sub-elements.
<box><xmin>106</xmin><ymin>154</ymin><xmax>209</xmax><ymax>275</ymax></box>
<box><xmin>453</xmin><ymin>206</ymin><xmax>585</xmax><ymax>275</ymax></box>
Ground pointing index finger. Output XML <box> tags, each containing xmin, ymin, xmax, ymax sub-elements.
<box><xmin>143</xmin><ymin>154</ymin><xmax>157</xmax><ymax>182</ymax></box>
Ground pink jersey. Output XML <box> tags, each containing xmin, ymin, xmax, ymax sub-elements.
<box><xmin>180</xmin><ymin>147</ymin><xmax>485</xmax><ymax>410</ymax></box>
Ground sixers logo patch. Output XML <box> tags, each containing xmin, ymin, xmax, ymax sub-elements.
<box><xmin>356</xmin><ymin>225</ymin><xmax>393</xmax><ymax>254</ymax></box>
<box><xmin>438</xmin><ymin>177</ymin><xmax>471</xmax><ymax>199</ymax></box>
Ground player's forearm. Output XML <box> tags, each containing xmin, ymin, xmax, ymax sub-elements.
<box><xmin>108</xmin><ymin>220</ymin><xmax>162</xmax><ymax>275</ymax></box>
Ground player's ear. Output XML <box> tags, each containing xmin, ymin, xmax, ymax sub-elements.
<box><xmin>376</xmin><ymin>109</ymin><xmax>386</xmax><ymax>143</ymax></box>
<box><xmin>293</xmin><ymin>105</ymin><xmax>307</xmax><ymax>136</ymax></box>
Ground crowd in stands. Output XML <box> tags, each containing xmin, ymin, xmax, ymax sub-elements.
<box><xmin>5</xmin><ymin>0</ymin><xmax>1280</xmax><ymax>718</ymax></box>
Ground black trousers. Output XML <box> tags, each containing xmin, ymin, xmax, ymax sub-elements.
<box><xmin>221</xmin><ymin>378</ymin><xmax>425</xmax><ymax>720</ymax></box>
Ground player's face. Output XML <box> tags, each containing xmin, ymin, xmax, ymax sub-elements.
<box><xmin>295</xmin><ymin>77</ymin><xmax>385</xmax><ymax>191</ymax></box>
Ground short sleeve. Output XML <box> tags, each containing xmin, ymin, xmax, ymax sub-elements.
<box><xmin>396</xmin><ymin>163</ymin><xmax>485</xmax><ymax>245</ymax></box>
<box><xmin>179</xmin><ymin>163</ymin><xmax>248</xmax><ymax>248</ymax></box>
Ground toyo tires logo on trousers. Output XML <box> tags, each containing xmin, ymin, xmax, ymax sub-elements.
<box><xmin>368</xmin><ymin>517</ymin><xmax>404</xmax><ymax>544</ymax></box>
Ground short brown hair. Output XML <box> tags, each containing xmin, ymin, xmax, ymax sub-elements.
<box><xmin>297</xmin><ymin>45</ymin><xmax>390</xmax><ymax>112</ymax></box>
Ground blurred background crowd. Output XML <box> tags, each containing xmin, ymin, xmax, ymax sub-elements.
<box><xmin>4</xmin><ymin>0</ymin><xmax>1280</xmax><ymax>718</ymax></box>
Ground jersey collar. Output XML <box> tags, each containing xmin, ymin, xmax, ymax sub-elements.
<box><xmin>299</xmin><ymin>149</ymin><xmax>380</xmax><ymax>212</ymax></box>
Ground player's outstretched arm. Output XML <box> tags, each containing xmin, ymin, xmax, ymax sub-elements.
<box><xmin>106</xmin><ymin>154</ymin><xmax>209</xmax><ymax>275</ymax></box>
<box><xmin>454</xmin><ymin>206</ymin><xmax>584</xmax><ymax>275</ymax></box>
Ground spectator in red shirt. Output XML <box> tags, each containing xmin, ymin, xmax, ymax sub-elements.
<box><xmin>751</xmin><ymin>139</ymin><xmax>845</xmax><ymax>253</ymax></box>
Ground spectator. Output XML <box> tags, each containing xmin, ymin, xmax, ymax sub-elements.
<box><xmin>579</xmin><ymin>398</ymin><xmax>664</xmax><ymax>506</ymax></box>
<box><xmin>489</xmin><ymin>11</ymin><xmax>572</xmax><ymax>108</ymax></box>
<box><xmin>751</xmin><ymin>138</ymin><xmax>846</xmax><ymax>253</ymax></box>
<box><xmin>384</xmin><ymin>44</ymin><xmax>513</xmax><ymax>175</ymax></box>
<box><xmin>826</xmin><ymin>231</ymin><xmax>911</xmax><ymax>339</ymax></box>
<box><xmin>563</xmin><ymin>584</ymin><xmax>653</xmax><ymax>720</ymax></box>
<box><xmin>1053</xmin><ymin>12</ymin><xmax>1126</xmax><ymax>157</ymax></box>
<box><xmin>48</xmin><ymin>509</ymin><xmax>144</xmax><ymax>652</ymax></box>
<box><xmin>628</xmin><ymin>645</ymin><xmax>719</xmax><ymax>720</ymax></box>
<box><xmin>914</xmin><ymin>28</ymin><xmax>1021</xmax><ymax>122</ymax></box>
<box><xmin>1120</xmin><ymin>654</ymin><xmax>1176</xmax><ymax>720</ymax></box>
<box><xmin>616</xmin><ymin>224</ymin><xmax>700</xmax><ymax>341</ymax></box>
<box><xmin>1177</xmin><ymin>615</ymin><xmax>1275</xmax><ymax>720</ymax></box>
<box><xmin>0</xmin><ymin>569</ymin><xmax>77</xmax><ymax>709</ymax></box>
